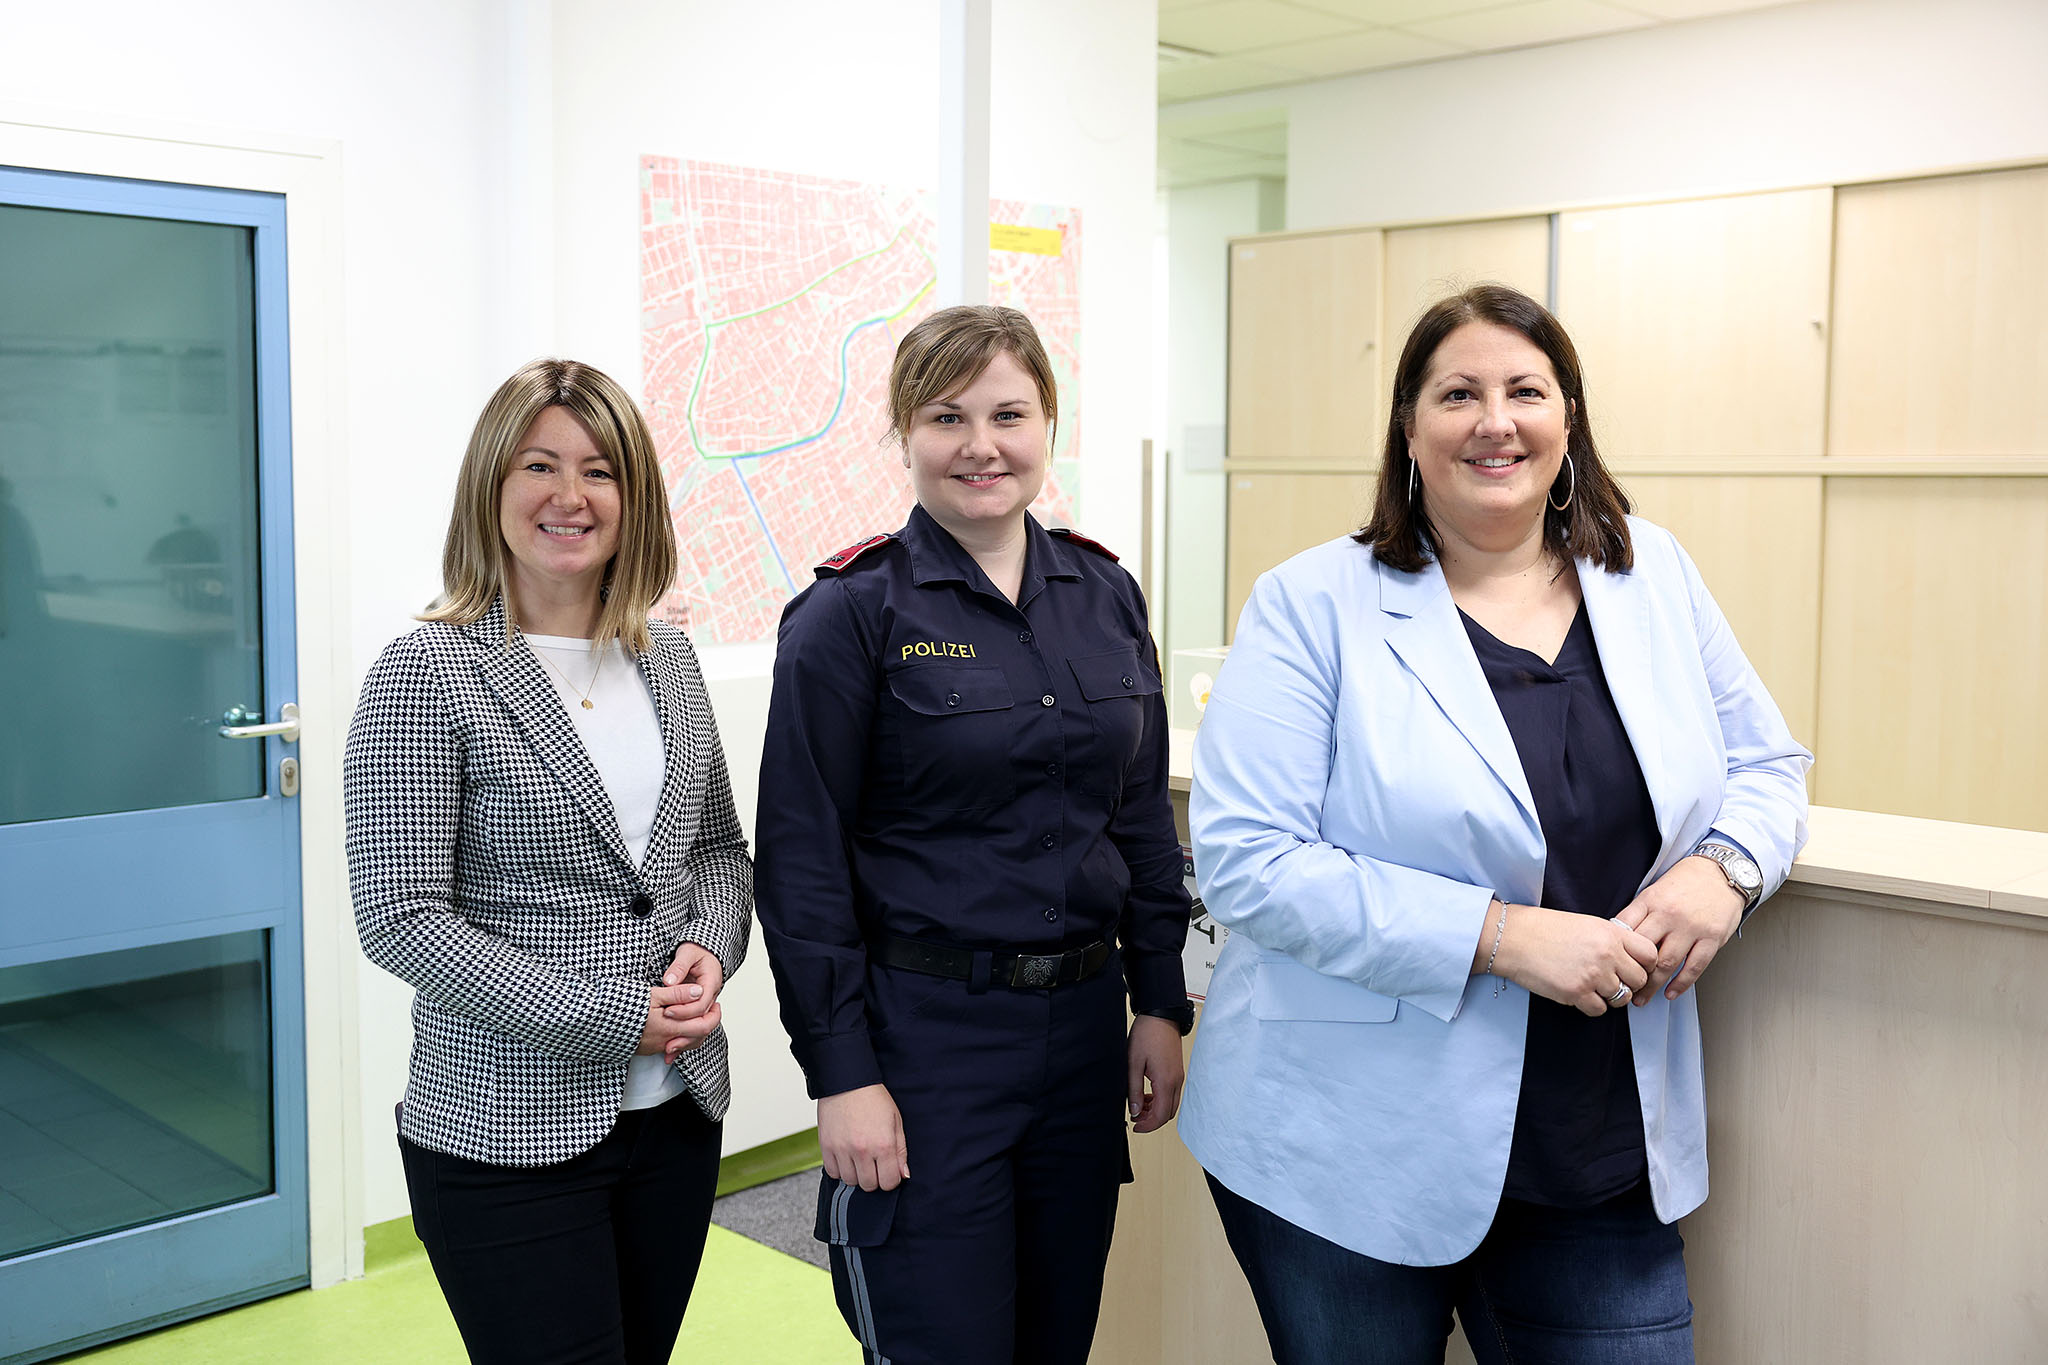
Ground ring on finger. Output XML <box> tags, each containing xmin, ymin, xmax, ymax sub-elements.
<box><xmin>1608</xmin><ymin>983</ymin><xmax>1631</xmax><ymax>1007</ymax></box>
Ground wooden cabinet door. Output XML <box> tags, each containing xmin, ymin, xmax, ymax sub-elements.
<box><xmin>1555</xmin><ymin>189</ymin><xmax>1833</xmax><ymax>463</ymax></box>
<box><xmin>1224</xmin><ymin>471</ymin><xmax>1378</xmax><ymax>636</ymax></box>
<box><xmin>1618</xmin><ymin>475</ymin><xmax>1823</xmax><ymax>749</ymax></box>
<box><xmin>1816</xmin><ymin>477</ymin><xmax>2048</xmax><ymax>832</ymax></box>
<box><xmin>1829</xmin><ymin>165</ymin><xmax>2048</xmax><ymax>457</ymax></box>
<box><xmin>1381</xmin><ymin>215</ymin><xmax>1552</xmax><ymax>425</ymax></box>
<box><xmin>1227</xmin><ymin>229</ymin><xmax>1381</xmax><ymax>463</ymax></box>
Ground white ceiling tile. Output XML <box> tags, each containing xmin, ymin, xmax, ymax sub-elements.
<box><xmin>1159</xmin><ymin>56</ymin><xmax>1313</xmax><ymax>102</ymax></box>
<box><xmin>1609</xmin><ymin>0</ymin><xmax>1799</xmax><ymax>18</ymax></box>
<box><xmin>1158</xmin><ymin>130</ymin><xmax>1282</xmax><ymax>162</ymax></box>
<box><xmin>1161</xmin><ymin>0</ymin><xmax>1365</xmax><ymax>55</ymax></box>
<box><xmin>1185</xmin><ymin>123</ymin><xmax>1291</xmax><ymax>155</ymax></box>
<box><xmin>1158</xmin><ymin>146</ymin><xmax>1290</xmax><ymax>189</ymax></box>
<box><xmin>1290</xmin><ymin>0</ymin><xmax>1500</xmax><ymax>25</ymax></box>
<box><xmin>1247</xmin><ymin>25</ymin><xmax>1467</xmax><ymax>74</ymax></box>
<box><xmin>1161</xmin><ymin>146</ymin><xmax>1288</xmax><ymax>177</ymax></box>
<box><xmin>1402</xmin><ymin>0</ymin><xmax>1655</xmax><ymax>51</ymax></box>
<box><xmin>1159</xmin><ymin>103</ymin><xmax>1293</xmax><ymax>139</ymax></box>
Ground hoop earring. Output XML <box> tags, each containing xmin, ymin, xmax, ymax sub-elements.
<box><xmin>1406</xmin><ymin>456</ymin><xmax>1418</xmax><ymax>505</ymax></box>
<box><xmin>1549</xmin><ymin>453</ymin><xmax>1575</xmax><ymax>513</ymax></box>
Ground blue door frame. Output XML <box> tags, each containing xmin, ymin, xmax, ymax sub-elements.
<box><xmin>0</xmin><ymin>165</ymin><xmax>307</xmax><ymax>1362</ymax></box>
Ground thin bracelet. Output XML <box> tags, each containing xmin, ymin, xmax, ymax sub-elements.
<box><xmin>1483</xmin><ymin>898</ymin><xmax>1509</xmax><ymax>996</ymax></box>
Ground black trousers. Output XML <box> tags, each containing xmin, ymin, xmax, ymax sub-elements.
<box><xmin>819</xmin><ymin>962</ymin><xmax>1132</xmax><ymax>1365</ymax></box>
<box><xmin>399</xmin><ymin>1093</ymin><xmax>723</xmax><ymax>1365</ymax></box>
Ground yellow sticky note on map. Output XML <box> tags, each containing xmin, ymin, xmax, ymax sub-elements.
<box><xmin>990</xmin><ymin>223</ymin><xmax>1063</xmax><ymax>256</ymax></box>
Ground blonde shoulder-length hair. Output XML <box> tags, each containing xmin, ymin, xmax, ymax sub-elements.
<box><xmin>422</xmin><ymin>358</ymin><xmax>677</xmax><ymax>655</ymax></box>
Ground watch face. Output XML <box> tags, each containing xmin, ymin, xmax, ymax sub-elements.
<box><xmin>1706</xmin><ymin>845</ymin><xmax>1762</xmax><ymax>893</ymax></box>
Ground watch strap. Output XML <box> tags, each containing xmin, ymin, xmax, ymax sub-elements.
<box><xmin>1695</xmin><ymin>841</ymin><xmax>1762</xmax><ymax>912</ymax></box>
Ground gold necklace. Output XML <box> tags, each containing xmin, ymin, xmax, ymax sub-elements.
<box><xmin>530</xmin><ymin>639</ymin><xmax>605</xmax><ymax>710</ymax></box>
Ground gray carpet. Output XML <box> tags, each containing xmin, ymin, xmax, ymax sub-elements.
<box><xmin>712</xmin><ymin>1169</ymin><xmax>829</xmax><ymax>1270</ymax></box>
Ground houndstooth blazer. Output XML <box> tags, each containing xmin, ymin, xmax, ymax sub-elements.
<box><xmin>344</xmin><ymin>597</ymin><xmax>753</xmax><ymax>1166</ymax></box>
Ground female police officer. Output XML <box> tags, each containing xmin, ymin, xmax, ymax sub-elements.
<box><xmin>755</xmin><ymin>305</ymin><xmax>1192</xmax><ymax>1365</ymax></box>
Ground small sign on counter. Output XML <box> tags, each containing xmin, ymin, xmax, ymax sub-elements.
<box><xmin>1181</xmin><ymin>846</ymin><xmax>1229</xmax><ymax>1002</ymax></box>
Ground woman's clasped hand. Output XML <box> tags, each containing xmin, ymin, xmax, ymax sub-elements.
<box><xmin>1615</xmin><ymin>852</ymin><xmax>1750</xmax><ymax>1003</ymax></box>
<box><xmin>1481</xmin><ymin>899</ymin><xmax>1658</xmax><ymax>1016</ymax></box>
<box><xmin>645</xmin><ymin>941</ymin><xmax>728</xmax><ymax>1060</ymax></box>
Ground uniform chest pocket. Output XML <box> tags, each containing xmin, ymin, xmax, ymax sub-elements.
<box><xmin>884</xmin><ymin>663</ymin><xmax>1017</xmax><ymax>810</ymax></box>
<box><xmin>1068</xmin><ymin>648</ymin><xmax>1160</xmax><ymax>795</ymax></box>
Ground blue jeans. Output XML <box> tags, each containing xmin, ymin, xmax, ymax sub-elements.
<box><xmin>1207</xmin><ymin>1173</ymin><xmax>1694</xmax><ymax>1365</ymax></box>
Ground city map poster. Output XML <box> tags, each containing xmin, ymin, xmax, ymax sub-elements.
<box><xmin>640</xmin><ymin>156</ymin><xmax>1083</xmax><ymax>644</ymax></box>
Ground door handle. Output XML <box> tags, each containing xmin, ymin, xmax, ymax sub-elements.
<box><xmin>220</xmin><ymin>702</ymin><xmax>300</xmax><ymax>744</ymax></box>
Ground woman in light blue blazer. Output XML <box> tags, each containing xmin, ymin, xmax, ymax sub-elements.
<box><xmin>1182</xmin><ymin>285</ymin><xmax>1810</xmax><ymax>1364</ymax></box>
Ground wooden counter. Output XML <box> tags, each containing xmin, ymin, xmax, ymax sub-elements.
<box><xmin>1097</xmin><ymin>748</ymin><xmax>2048</xmax><ymax>1363</ymax></box>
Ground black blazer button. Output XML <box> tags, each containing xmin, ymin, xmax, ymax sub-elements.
<box><xmin>628</xmin><ymin>892</ymin><xmax>654</xmax><ymax>918</ymax></box>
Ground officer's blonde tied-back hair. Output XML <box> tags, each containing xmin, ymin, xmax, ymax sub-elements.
<box><xmin>887</xmin><ymin>305</ymin><xmax>1059</xmax><ymax>451</ymax></box>
<box><xmin>423</xmin><ymin>358</ymin><xmax>677</xmax><ymax>656</ymax></box>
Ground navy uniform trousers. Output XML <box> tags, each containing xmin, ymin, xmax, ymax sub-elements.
<box><xmin>816</xmin><ymin>957</ymin><xmax>1132</xmax><ymax>1365</ymax></box>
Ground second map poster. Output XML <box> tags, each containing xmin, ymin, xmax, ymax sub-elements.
<box><xmin>641</xmin><ymin>156</ymin><xmax>1082</xmax><ymax>644</ymax></box>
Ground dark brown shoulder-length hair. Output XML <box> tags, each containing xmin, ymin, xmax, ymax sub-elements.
<box><xmin>1356</xmin><ymin>283</ymin><xmax>1633</xmax><ymax>574</ymax></box>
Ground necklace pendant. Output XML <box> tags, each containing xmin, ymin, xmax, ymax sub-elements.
<box><xmin>581</xmin><ymin>699</ymin><xmax>595</xmax><ymax>710</ymax></box>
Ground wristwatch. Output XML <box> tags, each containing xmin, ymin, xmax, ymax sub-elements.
<box><xmin>1693</xmin><ymin>842</ymin><xmax>1763</xmax><ymax>913</ymax></box>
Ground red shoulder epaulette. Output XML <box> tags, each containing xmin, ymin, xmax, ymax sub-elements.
<box><xmin>1048</xmin><ymin>527</ymin><xmax>1119</xmax><ymax>562</ymax></box>
<box><xmin>815</xmin><ymin>533</ymin><xmax>895</xmax><ymax>576</ymax></box>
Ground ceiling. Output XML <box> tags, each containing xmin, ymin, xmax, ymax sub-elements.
<box><xmin>1158</xmin><ymin>0</ymin><xmax>1807</xmax><ymax>189</ymax></box>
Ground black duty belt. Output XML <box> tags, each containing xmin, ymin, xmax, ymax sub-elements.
<box><xmin>873</xmin><ymin>935</ymin><xmax>1113</xmax><ymax>990</ymax></box>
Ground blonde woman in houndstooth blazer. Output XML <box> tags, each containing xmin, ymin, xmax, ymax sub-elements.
<box><xmin>344</xmin><ymin>359</ymin><xmax>752</xmax><ymax>1365</ymax></box>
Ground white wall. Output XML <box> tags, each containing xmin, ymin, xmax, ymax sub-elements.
<box><xmin>1163</xmin><ymin>0</ymin><xmax>2048</xmax><ymax>232</ymax></box>
<box><xmin>1161</xmin><ymin>177</ymin><xmax>1282</xmax><ymax>657</ymax></box>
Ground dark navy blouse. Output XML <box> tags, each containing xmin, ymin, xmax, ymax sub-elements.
<box><xmin>1462</xmin><ymin>601</ymin><xmax>1661</xmax><ymax>1207</ymax></box>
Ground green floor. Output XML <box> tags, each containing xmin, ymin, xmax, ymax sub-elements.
<box><xmin>65</xmin><ymin>1217</ymin><xmax>856</xmax><ymax>1364</ymax></box>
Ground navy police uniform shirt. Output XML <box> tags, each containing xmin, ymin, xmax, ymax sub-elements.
<box><xmin>755</xmin><ymin>503</ymin><xmax>1192</xmax><ymax>1099</ymax></box>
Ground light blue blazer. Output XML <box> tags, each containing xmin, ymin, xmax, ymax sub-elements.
<box><xmin>1180</xmin><ymin>518</ymin><xmax>1811</xmax><ymax>1266</ymax></box>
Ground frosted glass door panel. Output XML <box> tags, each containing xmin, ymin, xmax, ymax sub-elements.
<box><xmin>0</xmin><ymin>203</ymin><xmax>263</xmax><ymax>825</ymax></box>
<box><xmin>0</xmin><ymin>932</ymin><xmax>273</xmax><ymax>1261</ymax></box>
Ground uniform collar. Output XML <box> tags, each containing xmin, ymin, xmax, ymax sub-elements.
<box><xmin>901</xmin><ymin>503</ymin><xmax>1081</xmax><ymax>603</ymax></box>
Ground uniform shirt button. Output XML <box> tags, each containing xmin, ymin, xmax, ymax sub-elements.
<box><xmin>1121</xmin><ymin>675</ymin><xmax>1134</xmax><ymax>688</ymax></box>
<box><xmin>1018</xmin><ymin>631</ymin><xmax>1033</xmax><ymax>644</ymax></box>
<box><xmin>1044</xmin><ymin>907</ymin><xmax>1059</xmax><ymax>922</ymax></box>
<box><xmin>1046</xmin><ymin>762</ymin><xmax>1061</xmax><ymax>776</ymax></box>
<box><xmin>946</xmin><ymin>692</ymin><xmax>961</xmax><ymax>707</ymax></box>
<box><xmin>628</xmin><ymin>893</ymin><xmax>654</xmax><ymax>918</ymax></box>
<box><xmin>1041</xmin><ymin>694</ymin><xmax>1056</xmax><ymax>707</ymax></box>
<box><xmin>1041</xmin><ymin>833</ymin><xmax>1056</xmax><ymax>848</ymax></box>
